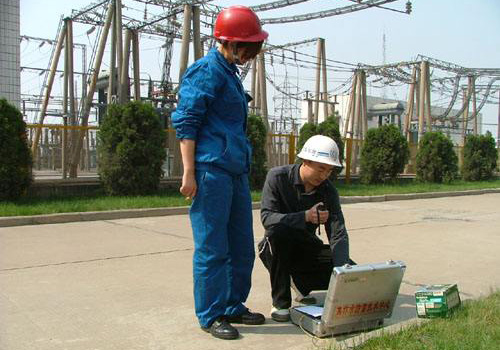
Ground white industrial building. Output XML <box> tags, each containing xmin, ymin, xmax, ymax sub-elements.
<box><xmin>0</xmin><ymin>0</ymin><xmax>21</xmax><ymax>108</ymax></box>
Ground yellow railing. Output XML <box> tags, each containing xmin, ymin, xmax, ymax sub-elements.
<box><xmin>25</xmin><ymin>124</ymin><xmax>499</xmax><ymax>181</ymax></box>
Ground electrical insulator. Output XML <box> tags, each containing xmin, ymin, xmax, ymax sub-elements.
<box><xmin>406</xmin><ymin>1</ymin><xmax>412</xmax><ymax>14</ymax></box>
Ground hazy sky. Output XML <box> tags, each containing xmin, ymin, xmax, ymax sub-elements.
<box><xmin>19</xmin><ymin>0</ymin><xmax>500</xmax><ymax>133</ymax></box>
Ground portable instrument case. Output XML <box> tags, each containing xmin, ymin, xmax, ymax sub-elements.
<box><xmin>290</xmin><ymin>260</ymin><xmax>406</xmax><ymax>337</ymax></box>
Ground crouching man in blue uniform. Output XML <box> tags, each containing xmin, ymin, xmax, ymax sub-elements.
<box><xmin>171</xmin><ymin>6</ymin><xmax>268</xmax><ymax>340</ymax></box>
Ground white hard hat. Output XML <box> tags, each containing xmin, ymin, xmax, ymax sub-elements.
<box><xmin>297</xmin><ymin>135</ymin><xmax>342</xmax><ymax>167</ymax></box>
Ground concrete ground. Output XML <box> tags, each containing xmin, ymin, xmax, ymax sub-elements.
<box><xmin>1</xmin><ymin>193</ymin><xmax>499</xmax><ymax>350</ymax></box>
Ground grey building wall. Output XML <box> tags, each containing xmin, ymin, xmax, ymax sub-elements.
<box><xmin>0</xmin><ymin>0</ymin><xmax>21</xmax><ymax>108</ymax></box>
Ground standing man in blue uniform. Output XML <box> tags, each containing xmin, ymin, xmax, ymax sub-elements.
<box><xmin>172</xmin><ymin>6</ymin><xmax>268</xmax><ymax>340</ymax></box>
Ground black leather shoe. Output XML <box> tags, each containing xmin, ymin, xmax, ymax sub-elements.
<box><xmin>201</xmin><ymin>317</ymin><xmax>239</xmax><ymax>340</ymax></box>
<box><xmin>227</xmin><ymin>309</ymin><xmax>265</xmax><ymax>325</ymax></box>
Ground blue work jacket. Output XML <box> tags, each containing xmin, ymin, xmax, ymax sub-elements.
<box><xmin>172</xmin><ymin>48</ymin><xmax>251</xmax><ymax>175</ymax></box>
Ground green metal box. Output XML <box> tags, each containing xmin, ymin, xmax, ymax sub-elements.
<box><xmin>415</xmin><ymin>284</ymin><xmax>461</xmax><ymax>318</ymax></box>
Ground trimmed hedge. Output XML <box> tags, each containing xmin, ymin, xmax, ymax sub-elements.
<box><xmin>462</xmin><ymin>132</ymin><xmax>498</xmax><ymax>181</ymax></box>
<box><xmin>247</xmin><ymin>114</ymin><xmax>268</xmax><ymax>190</ymax></box>
<box><xmin>97</xmin><ymin>101</ymin><xmax>166</xmax><ymax>195</ymax></box>
<box><xmin>0</xmin><ymin>98</ymin><xmax>32</xmax><ymax>200</ymax></box>
<box><xmin>360</xmin><ymin>124</ymin><xmax>409</xmax><ymax>184</ymax></box>
<box><xmin>416</xmin><ymin>131</ymin><xmax>458</xmax><ymax>183</ymax></box>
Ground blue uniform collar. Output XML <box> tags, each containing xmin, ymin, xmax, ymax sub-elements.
<box><xmin>209</xmin><ymin>48</ymin><xmax>240</xmax><ymax>75</ymax></box>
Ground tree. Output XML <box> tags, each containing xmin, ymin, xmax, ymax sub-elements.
<box><xmin>247</xmin><ymin>114</ymin><xmax>268</xmax><ymax>190</ymax></box>
<box><xmin>0</xmin><ymin>98</ymin><xmax>33</xmax><ymax>200</ymax></box>
<box><xmin>416</xmin><ymin>131</ymin><xmax>458</xmax><ymax>183</ymax></box>
<box><xmin>360</xmin><ymin>124</ymin><xmax>409</xmax><ymax>184</ymax></box>
<box><xmin>97</xmin><ymin>101</ymin><xmax>166</xmax><ymax>195</ymax></box>
<box><xmin>462</xmin><ymin>132</ymin><xmax>498</xmax><ymax>181</ymax></box>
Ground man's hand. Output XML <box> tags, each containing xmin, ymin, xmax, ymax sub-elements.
<box><xmin>180</xmin><ymin>171</ymin><xmax>197</xmax><ymax>199</ymax></box>
<box><xmin>305</xmin><ymin>202</ymin><xmax>329</xmax><ymax>224</ymax></box>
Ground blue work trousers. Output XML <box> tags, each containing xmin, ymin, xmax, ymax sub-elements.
<box><xmin>190</xmin><ymin>166</ymin><xmax>255</xmax><ymax>328</ymax></box>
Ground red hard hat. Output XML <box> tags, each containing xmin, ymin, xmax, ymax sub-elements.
<box><xmin>214</xmin><ymin>5</ymin><xmax>269</xmax><ymax>42</ymax></box>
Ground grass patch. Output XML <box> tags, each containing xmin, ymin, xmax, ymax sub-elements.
<box><xmin>335</xmin><ymin>178</ymin><xmax>500</xmax><ymax>197</ymax></box>
<box><xmin>0</xmin><ymin>179</ymin><xmax>499</xmax><ymax>217</ymax></box>
<box><xmin>332</xmin><ymin>291</ymin><xmax>500</xmax><ymax>350</ymax></box>
<box><xmin>0</xmin><ymin>190</ymin><xmax>262</xmax><ymax>217</ymax></box>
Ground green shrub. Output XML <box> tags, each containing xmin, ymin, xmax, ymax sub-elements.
<box><xmin>0</xmin><ymin>98</ymin><xmax>32</xmax><ymax>200</ymax></box>
<box><xmin>97</xmin><ymin>101</ymin><xmax>166</xmax><ymax>195</ymax></box>
<box><xmin>416</xmin><ymin>131</ymin><xmax>458</xmax><ymax>183</ymax></box>
<box><xmin>247</xmin><ymin>114</ymin><xmax>268</xmax><ymax>190</ymax></box>
<box><xmin>462</xmin><ymin>132</ymin><xmax>498</xmax><ymax>181</ymax></box>
<box><xmin>360</xmin><ymin>124</ymin><xmax>409</xmax><ymax>184</ymax></box>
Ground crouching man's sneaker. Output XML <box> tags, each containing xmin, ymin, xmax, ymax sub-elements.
<box><xmin>270</xmin><ymin>307</ymin><xmax>290</xmax><ymax>322</ymax></box>
<box><xmin>201</xmin><ymin>317</ymin><xmax>239</xmax><ymax>340</ymax></box>
<box><xmin>227</xmin><ymin>309</ymin><xmax>265</xmax><ymax>325</ymax></box>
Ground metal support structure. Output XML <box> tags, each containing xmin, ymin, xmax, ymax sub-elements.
<box><xmin>69</xmin><ymin>1</ymin><xmax>113</xmax><ymax>178</ymax></box>
<box><xmin>461</xmin><ymin>87</ymin><xmax>469</xmax><ymax>147</ymax></box>
<box><xmin>66</xmin><ymin>19</ymin><xmax>76</xmax><ymax>178</ymax></box>
<box><xmin>404</xmin><ymin>66</ymin><xmax>417</xmax><ymax>142</ymax></box>
<box><xmin>417</xmin><ymin>60</ymin><xmax>430</xmax><ymax>141</ymax></box>
<box><xmin>360</xmin><ymin>70</ymin><xmax>368</xmax><ymax>137</ymax></box>
<box><xmin>258</xmin><ymin>52</ymin><xmax>269</xmax><ymax>126</ymax></box>
<box><xmin>498</xmin><ymin>90</ymin><xmax>500</xmax><ymax>148</ymax></box>
<box><xmin>178</xmin><ymin>4</ymin><xmax>192</xmax><ymax>82</ymax></box>
<box><xmin>132</xmin><ymin>30</ymin><xmax>141</xmax><ymax>100</ymax></box>
<box><xmin>320</xmin><ymin>38</ymin><xmax>328</xmax><ymax>119</ymax></box>
<box><xmin>31</xmin><ymin>21</ymin><xmax>67</xmax><ymax>158</ymax></box>
<box><xmin>250</xmin><ymin>58</ymin><xmax>257</xmax><ymax>113</ymax></box>
<box><xmin>424</xmin><ymin>61</ymin><xmax>432</xmax><ymax>132</ymax></box>
<box><xmin>471</xmin><ymin>76</ymin><xmax>477</xmax><ymax>135</ymax></box>
<box><xmin>192</xmin><ymin>5</ymin><xmax>202</xmax><ymax>61</ymax></box>
<box><xmin>115</xmin><ymin>0</ymin><xmax>123</xmax><ymax>97</ymax></box>
<box><xmin>314</xmin><ymin>38</ymin><xmax>321</xmax><ymax>124</ymax></box>
<box><xmin>343</xmin><ymin>72</ymin><xmax>357</xmax><ymax>139</ymax></box>
<box><xmin>120</xmin><ymin>28</ymin><xmax>132</xmax><ymax>103</ymax></box>
<box><xmin>108</xmin><ymin>1</ymin><xmax>117</xmax><ymax>105</ymax></box>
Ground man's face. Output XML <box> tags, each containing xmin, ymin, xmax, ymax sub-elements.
<box><xmin>301</xmin><ymin>160</ymin><xmax>334</xmax><ymax>188</ymax></box>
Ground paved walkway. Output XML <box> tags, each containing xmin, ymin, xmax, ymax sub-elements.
<box><xmin>1</xmin><ymin>193</ymin><xmax>499</xmax><ymax>349</ymax></box>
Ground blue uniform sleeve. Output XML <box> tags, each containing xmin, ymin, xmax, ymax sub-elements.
<box><xmin>172</xmin><ymin>61</ymin><xmax>221</xmax><ymax>140</ymax></box>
